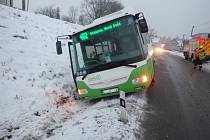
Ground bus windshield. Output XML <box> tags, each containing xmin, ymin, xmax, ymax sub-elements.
<box><xmin>71</xmin><ymin>16</ymin><xmax>145</xmax><ymax>75</ymax></box>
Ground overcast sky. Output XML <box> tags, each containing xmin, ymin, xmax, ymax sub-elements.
<box><xmin>13</xmin><ymin>0</ymin><xmax>210</xmax><ymax>38</ymax></box>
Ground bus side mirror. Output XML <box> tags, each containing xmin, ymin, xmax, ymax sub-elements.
<box><xmin>68</xmin><ymin>42</ymin><xmax>73</xmax><ymax>45</ymax></box>
<box><xmin>56</xmin><ymin>41</ymin><xmax>62</xmax><ymax>55</ymax></box>
<box><xmin>138</xmin><ymin>18</ymin><xmax>148</xmax><ymax>33</ymax></box>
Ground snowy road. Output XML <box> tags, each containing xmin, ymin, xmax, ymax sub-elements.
<box><xmin>142</xmin><ymin>51</ymin><xmax>210</xmax><ymax>140</ymax></box>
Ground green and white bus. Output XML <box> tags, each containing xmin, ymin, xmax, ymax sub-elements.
<box><xmin>56</xmin><ymin>10</ymin><xmax>155</xmax><ymax>99</ymax></box>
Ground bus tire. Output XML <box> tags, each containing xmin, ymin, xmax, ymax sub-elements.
<box><xmin>73</xmin><ymin>94</ymin><xmax>80</xmax><ymax>100</ymax></box>
<box><xmin>150</xmin><ymin>76</ymin><xmax>155</xmax><ymax>87</ymax></box>
<box><xmin>73</xmin><ymin>90</ymin><xmax>80</xmax><ymax>100</ymax></box>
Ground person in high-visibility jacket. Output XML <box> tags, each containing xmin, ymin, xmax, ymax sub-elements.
<box><xmin>194</xmin><ymin>47</ymin><xmax>206</xmax><ymax>70</ymax></box>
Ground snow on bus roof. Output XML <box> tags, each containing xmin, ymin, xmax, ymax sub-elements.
<box><xmin>73</xmin><ymin>9</ymin><xmax>139</xmax><ymax>35</ymax></box>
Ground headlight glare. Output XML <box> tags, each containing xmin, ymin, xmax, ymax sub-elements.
<box><xmin>78</xmin><ymin>89</ymin><xmax>88</xmax><ymax>95</ymax></box>
<box><xmin>132</xmin><ymin>75</ymin><xmax>148</xmax><ymax>85</ymax></box>
<box><xmin>141</xmin><ymin>75</ymin><xmax>148</xmax><ymax>83</ymax></box>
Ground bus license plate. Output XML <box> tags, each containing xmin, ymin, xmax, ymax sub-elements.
<box><xmin>102</xmin><ymin>88</ymin><xmax>119</xmax><ymax>95</ymax></box>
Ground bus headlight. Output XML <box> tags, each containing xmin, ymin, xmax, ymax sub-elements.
<box><xmin>132</xmin><ymin>75</ymin><xmax>148</xmax><ymax>85</ymax></box>
<box><xmin>78</xmin><ymin>89</ymin><xmax>88</xmax><ymax>95</ymax></box>
<box><xmin>155</xmin><ymin>48</ymin><xmax>163</xmax><ymax>54</ymax></box>
<box><xmin>141</xmin><ymin>75</ymin><xmax>148</xmax><ymax>83</ymax></box>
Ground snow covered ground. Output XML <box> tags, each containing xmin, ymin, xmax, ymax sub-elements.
<box><xmin>49</xmin><ymin>95</ymin><xmax>146</xmax><ymax>140</ymax></box>
<box><xmin>165</xmin><ymin>50</ymin><xmax>184</xmax><ymax>58</ymax></box>
<box><xmin>0</xmin><ymin>5</ymin><xmax>145</xmax><ymax>140</ymax></box>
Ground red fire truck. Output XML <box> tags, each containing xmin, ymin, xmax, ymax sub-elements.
<box><xmin>183</xmin><ymin>33</ymin><xmax>210</xmax><ymax>61</ymax></box>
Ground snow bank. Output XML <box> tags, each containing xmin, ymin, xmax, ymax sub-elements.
<box><xmin>0</xmin><ymin>4</ymin><xmax>81</xmax><ymax>139</ymax></box>
<box><xmin>0</xmin><ymin>5</ymin><xmax>145</xmax><ymax>140</ymax></box>
<box><xmin>49</xmin><ymin>95</ymin><xmax>145</xmax><ymax>140</ymax></box>
<box><xmin>165</xmin><ymin>50</ymin><xmax>184</xmax><ymax>58</ymax></box>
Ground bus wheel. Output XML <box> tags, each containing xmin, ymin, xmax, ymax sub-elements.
<box><xmin>152</xmin><ymin>77</ymin><xmax>155</xmax><ymax>83</ymax></box>
<box><xmin>73</xmin><ymin>94</ymin><xmax>80</xmax><ymax>100</ymax></box>
<box><xmin>150</xmin><ymin>77</ymin><xmax>155</xmax><ymax>87</ymax></box>
<box><xmin>72</xmin><ymin>89</ymin><xmax>80</xmax><ymax>100</ymax></box>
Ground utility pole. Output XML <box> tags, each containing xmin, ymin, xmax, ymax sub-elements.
<box><xmin>10</xmin><ymin>0</ymin><xmax>13</xmax><ymax>7</ymax></box>
<box><xmin>56</xmin><ymin>7</ymin><xmax>60</xmax><ymax>19</ymax></box>
<box><xmin>182</xmin><ymin>34</ymin><xmax>186</xmax><ymax>40</ymax></box>
<box><xmin>27</xmin><ymin>0</ymin><xmax>29</xmax><ymax>11</ymax></box>
<box><xmin>182</xmin><ymin>34</ymin><xmax>186</xmax><ymax>50</ymax></box>
<box><xmin>191</xmin><ymin>26</ymin><xmax>195</xmax><ymax>36</ymax></box>
<box><xmin>22</xmin><ymin>0</ymin><xmax>25</xmax><ymax>11</ymax></box>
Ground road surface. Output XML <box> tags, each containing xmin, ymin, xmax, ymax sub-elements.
<box><xmin>142</xmin><ymin>52</ymin><xmax>210</xmax><ymax>140</ymax></box>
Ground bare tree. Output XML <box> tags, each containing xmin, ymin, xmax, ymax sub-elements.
<box><xmin>68</xmin><ymin>6</ymin><xmax>78</xmax><ymax>23</ymax></box>
<box><xmin>61</xmin><ymin>15</ymin><xmax>71</xmax><ymax>22</ymax></box>
<box><xmin>35</xmin><ymin>5</ymin><xmax>60</xmax><ymax>19</ymax></box>
<box><xmin>78</xmin><ymin>14</ymin><xmax>92</xmax><ymax>25</ymax></box>
<box><xmin>78</xmin><ymin>14</ymin><xmax>85</xmax><ymax>25</ymax></box>
<box><xmin>56</xmin><ymin>7</ymin><xmax>60</xmax><ymax>19</ymax></box>
<box><xmin>81</xmin><ymin>0</ymin><xmax>124</xmax><ymax>24</ymax></box>
<box><xmin>61</xmin><ymin>6</ymin><xmax>78</xmax><ymax>23</ymax></box>
<box><xmin>148</xmin><ymin>27</ymin><xmax>157</xmax><ymax>40</ymax></box>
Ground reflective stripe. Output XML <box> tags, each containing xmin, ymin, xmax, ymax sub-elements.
<box><xmin>198</xmin><ymin>52</ymin><xmax>205</xmax><ymax>60</ymax></box>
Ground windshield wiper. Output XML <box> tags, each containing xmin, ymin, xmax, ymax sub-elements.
<box><xmin>82</xmin><ymin>72</ymin><xmax>88</xmax><ymax>80</ymax></box>
<box><xmin>82</xmin><ymin>63</ymin><xmax>111</xmax><ymax>80</ymax></box>
<box><xmin>122</xmin><ymin>64</ymin><xmax>137</xmax><ymax>68</ymax></box>
<box><xmin>82</xmin><ymin>65</ymin><xmax>103</xmax><ymax>80</ymax></box>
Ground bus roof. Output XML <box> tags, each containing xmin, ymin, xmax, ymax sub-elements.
<box><xmin>73</xmin><ymin>9</ymin><xmax>139</xmax><ymax>35</ymax></box>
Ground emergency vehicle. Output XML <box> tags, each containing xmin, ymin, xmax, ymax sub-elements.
<box><xmin>183</xmin><ymin>33</ymin><xmax>210</xmax><ymax>61</ymax></box>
